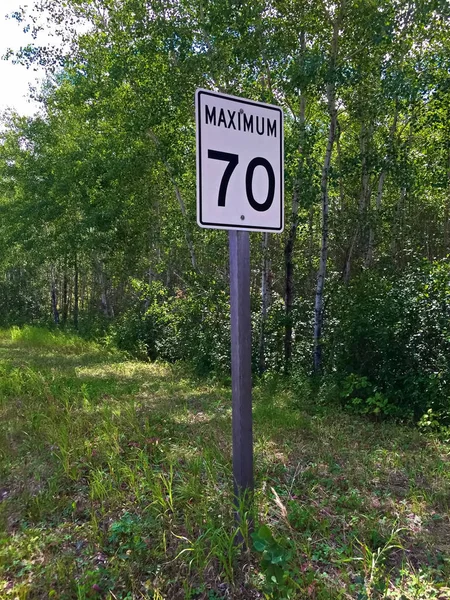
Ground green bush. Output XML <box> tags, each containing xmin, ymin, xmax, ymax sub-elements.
<box><xmin>328</xmin><ymin>259</ymin><xmax>450</xmax><ymax>422</ymax></box>
<box><xmin>252</xmin><ymin>524</ymin><xmax>299</xmax><ymax>599</ymax></box>
<box><xmin>258</xmin><ymin>294</ymin><xmax>313</xmax><ymax>374</ymax></box>
<box><xmin>338</xmin><ymin>374</ymin><xmax>395</xmax><ymax>418</ymax></box>
<box><xmin>111</xmin><ymin>279</ymin><xmax>231</xmax><ymax>375</ymax></box>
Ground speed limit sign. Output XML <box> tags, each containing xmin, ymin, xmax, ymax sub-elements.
<box><xmin>195</xmin><ymin>88</ymin><xmax>284</xmax><ymax>522</ymax></box>
<box><xmin>196</xmin><ymin>89</ymin><xmax>284</xmax><ymax>233</ymax></box>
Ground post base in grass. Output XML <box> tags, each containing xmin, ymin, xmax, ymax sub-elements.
<box><xmin>229</xmin><ymin>229</ymin><xmax>254</xmax><ymax>545</ymax></box>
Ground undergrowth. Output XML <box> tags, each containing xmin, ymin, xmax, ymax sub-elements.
<box><xmin>0</xmin><ymin>327</ymin><xmax>449</xmax><ymax>599</ymax></box>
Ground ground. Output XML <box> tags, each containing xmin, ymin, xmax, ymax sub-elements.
<box><xmin>0</xmin><ymin>327</ymin><xmax>449</xmax><ymax>599</ymax></box>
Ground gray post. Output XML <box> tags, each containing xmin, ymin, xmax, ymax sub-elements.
<box><xmin>229</xmin><ymin>230</ymin><xmax>254</xmax><ymax>506</ymax></box>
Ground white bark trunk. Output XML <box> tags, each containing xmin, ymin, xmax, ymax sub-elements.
<box><xmin>51</xmin><ymin>270</ymin><xmax>59</xmax><ymax>325</ymax></box>
<box><xmin>313</xmin><ymin>7</ymin><xmax>341</xmax><ymax>372</ymax></box>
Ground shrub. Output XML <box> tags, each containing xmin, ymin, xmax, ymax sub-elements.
<box><xmin>252</xmin><ymin>524</ymin><xmax>299</xmax><ymax>599</ymax></box>
<box><xmin>328</xmin><ymin>259</ymin><xmax>450</xmax><ymax>422</ymax></box>
<box><xmin>111</xmin><ymin>279</ymin><xmax>231</xmax><ymax>375</ymax></box>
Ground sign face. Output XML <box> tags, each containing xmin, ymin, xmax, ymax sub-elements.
<box><xmin>196</xmin><ymin>89</ymin><xmax>284</xmax><ymax>233</ymax></box>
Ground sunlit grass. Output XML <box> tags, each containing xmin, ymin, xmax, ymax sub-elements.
<box><xmin>0</xmin><ymin>327</ymin><xmax>449</xmax><ymax>599</ymax></box>
<box><xmin>7</xmin><ymin>324</ymin><xmax>100</xmax><ymax>353</ymax></box>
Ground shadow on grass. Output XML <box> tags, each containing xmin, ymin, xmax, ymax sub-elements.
<box><xmin>0</xmin><ymin>342</ymin><xmax>126</xmax><ymax>370</ymax></box>
<box><xmin>1</xmin><ymin>337</ymin><xmax>450</xmax><ymax>599</ymax></box>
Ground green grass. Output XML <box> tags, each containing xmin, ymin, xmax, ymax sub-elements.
<box><xmin>1</xmin><ymin>327</ymin><xmax>449</xmax><ymax>599</ymax></box>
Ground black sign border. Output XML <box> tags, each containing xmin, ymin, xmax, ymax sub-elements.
<box><xmin>197</xmin><ymin>89</ymin><xmax>284</xmax><ymax>232</ymax></box>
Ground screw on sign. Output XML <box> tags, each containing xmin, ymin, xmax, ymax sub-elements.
<box><xmin>195</xmin><ymin>89</ymin><xmax>284</xmax><ymax>530</ymax></box>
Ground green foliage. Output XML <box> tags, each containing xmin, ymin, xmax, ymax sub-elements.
<box><xmin>112</xmin><ymin>279</ymin><xmax>230</xmax><ymax>374</ymax></box>
<box><xmin>1</xmin><ymin>0</ymin><xmax>450</xmax><ymax>397</ymax></box>
<box><xmin>108</xmin><ymin>512</ymin><xmax>154</xmax><ymax>560</ymax></box>
<box><xmin>1</xmin><ymin>0</ymin><xmax>450</xmax><ymax>593</ymax></box>
<box><xmin>252</xmin><ymin>525</ymin><xmax>299</xmax><ymax>599</ymax></box>
<box><xmin>259</xmin><ymin>295</ymin><xmax>314</xmax><ymax>374</ymax></box>
<box><xmin>339</xmin><ymin>374</ymin><xmax>394</xmax><ymax>418</ymax></box>
<box><xmin>353</xmin><ymin>524</ymin><xmax>404</xmax><ymax>599</ymax></box>
<box><xmin>0</xmin><ymin>269</ymin><xmax>45</xmax><ymax>327</ymax></box>
<box><xmin>417</xmin><ymin>408</ymin><xmax>442</xmax><ymax>432</ymax></box>
<box><xmin>329</xmin><ymin>259</ymin><xmax>450</xmax><ymax>422</ymax></box>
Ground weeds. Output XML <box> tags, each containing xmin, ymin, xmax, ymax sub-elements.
<box><xmin>0</xmin><ymin>327</ymin><xmax>449</xmax><ymax>599</ymax></box>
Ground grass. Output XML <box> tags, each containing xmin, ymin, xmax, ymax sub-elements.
<box><xmin>0</xmin><ymin>326</ymin><xmax>450</xmax><ymax>599</ymax></box>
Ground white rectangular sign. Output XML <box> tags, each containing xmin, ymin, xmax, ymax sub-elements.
<box><xmin>196</xmin><ymin>89</ymin><xmax>284</xmax><ymax>233</ymax></box>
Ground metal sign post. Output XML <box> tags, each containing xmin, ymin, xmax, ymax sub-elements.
<box><xmin>195</xmin><ymin>88</ymin><xmax>284</xmax><ymax>526</ymax></box>
<box><xmin>229</xmin><ymin>230</ymin><xmax>253</xmax><ymax>503</ymax></box>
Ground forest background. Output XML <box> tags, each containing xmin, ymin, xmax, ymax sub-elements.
<box><xmin>1</xmin><ymin>0</ymin><xmax>450</xmax><ymax>423</ymax></box>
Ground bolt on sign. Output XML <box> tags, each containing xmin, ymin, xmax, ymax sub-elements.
<box><xmin>196</xmin><ymin>89</ymin><xmax>284</xmax><ymax>233</ymax></box>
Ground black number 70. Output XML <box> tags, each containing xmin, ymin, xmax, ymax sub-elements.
<box><xmin>208</xmin><ymin>149</ymin><xmax>275</xmax><ymax>212</ymax></box>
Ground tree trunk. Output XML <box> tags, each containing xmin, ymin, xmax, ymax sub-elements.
<box><xmin>343</xmin><ymin>233</ymin><xmax>357</xmax><ymax>284</ymax></box>
<box><xmin>98</xmin><ymin>260</ymin><xmax>114</xmax><ymax>319</ymax></box>
<box><xmin>444</xmin><ymin>194</ymin><xmax>449</xmax><ymax>255</ymax></box>
<box><xmin>51</xmin><ymin>273</ymin><xmax>60</xmax><ymax>325</ymax></box>
<box><xmin>445</xmin><ymin>108</ymin><xmax>450</xmax><ymax>255</ymax></box>
<box><xmin>391</xmin><ymin>110</ymin><xmax>414</xmax><ymax>261</ymax></box>
<box><xmin>336</xmin><ymin>119</ymin><xmax>345</xmax><ymax>211</ymax></box>
<box><xmin>366</xmin><ymin>170</ymin><xmax>386</xmax><ymax>266</ymax></box>
<box><xmin>62</xmin><ymin>266</ymin><xmax>68</xmax><ymax>326</ymax></box>
<box><xmin>307</xmin><ymin>204</ymin><xmax>314</xmax><ymax>281</ymax></box>
<box><xmin>391</xmin><ymin>185</ymin><xmax>407</xmax><ymax>260</ymax></box>
<box><xmin>74</xmin><ymin>255</ymin><xmax>79</xmax><ymax>330</ymax></box>
<box><xmin>313</xmin><ymin>8</ymin><xmax>341</xmax><ymax>373</ymax></box>
<box><xmin>259</xmin><ymin>232</ymin><xmax>270</xmax><ymax>375</ymax></box>
<box><xmin>284</xmin><ymin>183</ymin><xmax>299</xmax><ymax>371</ymax></box>
<box><xmin>284</xmin><ymin>32</ymin><xmax>307</xmax><ymax>371</ymax></box>
<box><xmin>343</xmin><ymin>121</ymin><xmax>372</xmax><ymax>283</ymax></box>
<box><xmin>366</xmin><ymin>103</ymin><xmax>398</xmax><ymax>266</ymax></box>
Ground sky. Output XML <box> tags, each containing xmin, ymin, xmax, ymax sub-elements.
<box><xmin>0</xmin><ymin>0</ymin><xmax>53</xmax><ymax>116</ymax></box>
